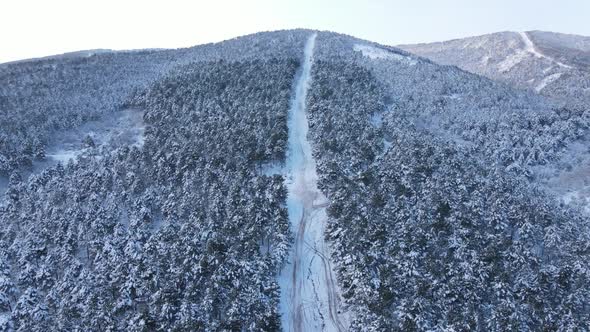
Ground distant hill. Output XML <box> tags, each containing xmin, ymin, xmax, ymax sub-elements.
<box><xmin>399</xmin><ymin>31</ymin><xmax>590</xmax><ymax>107</ymax></box>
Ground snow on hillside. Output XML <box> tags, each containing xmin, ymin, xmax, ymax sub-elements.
<box><xmin>399</xmin><ymin>31</ymin><xmax>590</xmax><ymax>106</ymax></box>
<box><xmin>519</xmin><ymin>31</ymin><xmax>572</xmax><ymax>69</ymax></box>
<box><xmin>535</xmin><ymin>72</ymin><xmax>562</xmax><ymax>92</ymax></box>
<box><xmin>398</xmin><ymin>30</ymin><xmax>590</xmax><ymax>213</ymax></box>
<box><xmin>354</xmin><ymin>44</ymin><xmax>417</xmax><ymax>65</ymax></box>
<box><xmin>497</xmin><ymin>49</ymin><xmax>529</xmax><ymax>72</ymax></box>
<box><xmin>43</xmin><ymin>108</ymin><xmax>145</xmax><ymax>165</ymax></box>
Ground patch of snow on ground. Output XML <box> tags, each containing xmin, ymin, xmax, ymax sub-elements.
<box><xmin>535</xmin><ymin>73</ymin><xmax>562</xmax><ymax>92</ymax></box>
<box><xmin>369</xmin><ymin>112</ymin><xmax>383</xmax><ymax>128</ymax></box>
<box><xmin>561</xmin><ymin>191</ymin><xmax>590</xmax><ymax>214</ymax></box>
<box><xmin>258</xmin><ymin>161</ymin><xmax>284</xmax><ymax>176</ymax></box>
<box><xmin>279</xmin><ymin>33</ymin><xmax>350</xmax><ymax>332</ymax></box>
<box><xmin>148</xmin><ymin>210</ymin><xmax>165</xmax><ymax>234</ymax></box>
<box><xmin>498</xmin><ymin>50</ymin><xmax>528</xmax><ymax>73</ymax></box>
<box><xmin>45</xmin><ymin>108</ymin><xmax>145</xmax><ymax>165</ymax></box>
<box><xmin>46</xmin><ymin>150</ymin><xmax>79</xmax><ymax>164</ymax></box>
<box><xmin>463</xmin><ymin>38</ymin><xmax>487</xmax><ymax>49</ymax></box>
<box><xmin>354</xmin><ymin>44</ymin><xmax>417</xmax><ymax>65</ymax></box>
<box><xmin>414</xmin><ymin>114</ymin><xmax>474</xmax><ymax>148</ymax></box>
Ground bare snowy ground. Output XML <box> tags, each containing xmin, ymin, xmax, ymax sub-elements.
<box><xmin>31</xmin><ymin>108</ymin><xmax>145</xmax><ymax>171</ymax></box>
<box><xmin>258</xmin><ymin>161</ymin><xmax>285</xmax><ymax>177</ymax></box>
<box><xmin>279</xmin><ymin>33</ymin><xmax>350</xmax><ymax>332</ymax></box>
<box><xmin>354</xmin><ymin>44</ymin><xmax>417</xmax><ymax>66</ymax></box>
<box><xmin>44</xmin><ymin>108</ymin><xmax>145</xmax><ymax>165</ymax></box>
<box><xmin>497</xmin><ymin>49</ymin><xmax>529</xmax><ymax>72</ymax></box>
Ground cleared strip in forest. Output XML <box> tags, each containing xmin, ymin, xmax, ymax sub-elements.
<box><xmin>278</xmin><ymin>33</ymin><xmax>349</xmax><ymax>332</ymax></box>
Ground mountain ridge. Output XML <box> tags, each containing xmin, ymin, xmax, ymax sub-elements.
<box><xmin>398</xmin><ymin>30</ymin><xmax>590</xmax><ymax>107</ymax></box>
<box><xmin>1</xmin><ymin>29</ymin><xmax>589</xmax><ymax>331</ymax></box>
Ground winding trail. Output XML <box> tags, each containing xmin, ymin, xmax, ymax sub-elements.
<box><xmin>279</xmin><ymin>33</ymin><xmax>349</xmax><ymax>332</ymax></box>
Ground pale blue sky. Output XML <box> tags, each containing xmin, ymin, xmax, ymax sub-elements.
<box><xmin>1</xmin><ymin>0</ymin><xmax>589</xmax><ymax>63</ymax></box>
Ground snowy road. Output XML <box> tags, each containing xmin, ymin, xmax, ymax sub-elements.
<box><xmin>279</xmin><ymin>33</ymin><xmax>349</xmax><ymax>332</ymax></box>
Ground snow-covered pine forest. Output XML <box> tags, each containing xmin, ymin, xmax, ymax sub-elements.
<box><xmin>1</xmin><ymin>30</ymin><xmax>590</xmax><ymax>331</ymax></box>
<box><xmin>310</xmin><ymin>33</ymin><xmax>590</xmax><ymax>330</ymax></box>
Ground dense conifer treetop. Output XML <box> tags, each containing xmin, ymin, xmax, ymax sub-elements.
<box><xmin>1</xmin><ymin>30</ymin><xmax>589</xmax><ymax>331</ymax></box>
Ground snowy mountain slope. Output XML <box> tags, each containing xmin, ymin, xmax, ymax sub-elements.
<box><xmin>309</xmin><ymin>32</ymin><xmax>590</xmax><ymax>330</ymax></box>
<box><xmin>400</xmin><ymin>31</ymin><xmax>590</xmax><ymax>213</ymax></box>
<box><xmin>399</xmin><ymin>31</ymin><xmax>590</xmax><ymax>106</ymax></box>
<box><xmin>1</xmin><ymin>30</ymin><xmax>589</xmax><ymax>331</ymax></box>
<box><xmin>0</xmin><ymin>30</ymin><xmax>310</xmax><ymax>197</ymax></box>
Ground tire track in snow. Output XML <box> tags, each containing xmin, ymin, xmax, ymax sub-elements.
<box><xmin>278</xmin><ymin>33</ymin><xmax>350</xmax><ymax>332</ymax></box>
